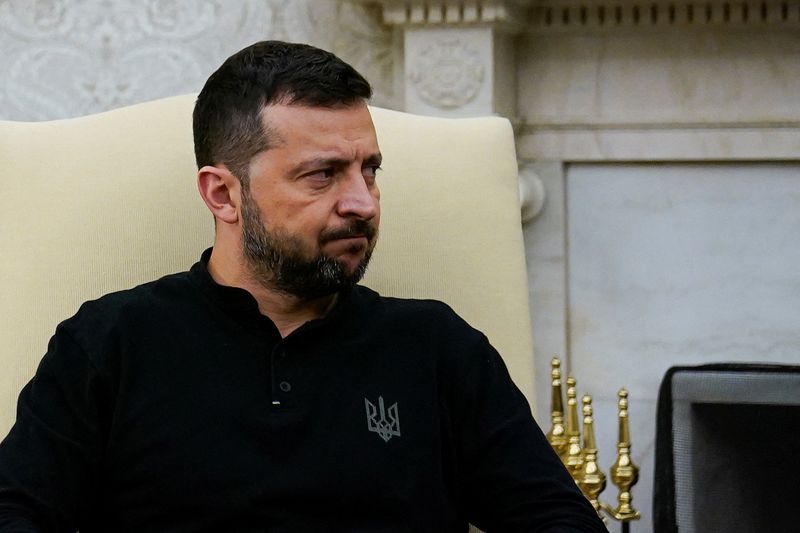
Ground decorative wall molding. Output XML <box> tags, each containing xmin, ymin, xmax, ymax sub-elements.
<box><xmin>403</xmin><ymin>26</ymin><xmax>499</xmax><ymax>116</ymax></box>
<box><xmin>363</xmin><ymin>0</ymin><xmax>799</xmax><ymax>31</ymax></box>
<box><xmin>408</xmin><ymin>37</ymin><xmax>485</xmax><ymax>109</ymax></box>
<box><xmin>377</xmin><ymin>0</ymin><xmax>531</xmax><ymax>28</ymax></box>
<box><xmin>377</xmin><ymin>0</ymin><xmax>527</xmax><ymax>117</ymax></box>
<box><xmin>528</xmin><ymin>0</ymin><xmax>800</xmax><ymax>32</ymax></box>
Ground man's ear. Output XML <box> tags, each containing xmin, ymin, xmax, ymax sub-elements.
<box><xmin>197</xmin><ymin>165</ymin><xmax>240</xmax><ymax>224</ymax></box>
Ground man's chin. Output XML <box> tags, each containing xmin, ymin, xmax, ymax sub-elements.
<box><xmin>241</xmin><ymin>231</ymin><xmax>374</xmax><ymax>300</ymax></box>
<box><xmin>329</xmin><ymin>254</ymin><xmax>368</xmax><ymax>278</ymax></box>
<box><xmin>325</xmin><ymin>255</ymin><xmax>371</xmax><ymax>285</ymax></box>
<box><xmin>271</xmin><ymin>253</ymin><xmax>371</xmax><ymax>301</ymax></box>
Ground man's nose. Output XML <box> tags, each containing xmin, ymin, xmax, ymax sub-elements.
<box><xmin>336</xmin><ymin>170</ymin><xmax>379</xmax><ymax>220</ymax></box>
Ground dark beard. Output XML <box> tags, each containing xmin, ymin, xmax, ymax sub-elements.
<box><xmin>240</xmin><ymin>187</ymin><xmax>377</xmax><ymax>301</ymax></box>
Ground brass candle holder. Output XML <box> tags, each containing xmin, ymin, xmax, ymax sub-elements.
<box><xmin>608</xmin><ymin>389</ymin><xmax>641</xmax><ymax>523</ymax></box>
<box><xmin>546</xmin><ymin>358</ymin><xmax>568</xmax><ymax>459</ymax></box>
<box><xmin>545</xmin><ymin>358</ymin><xmax>641</xmax><ymax>532</ymax></box>
<box><xmin>564</xmin><ymin>376</ymin><xmax>584</xmax><ymax>478</ymax></box>
<box><xmin>578</xmin><ymin>394</ymin><xmax>607</xmax><ymax>523</ymax></box>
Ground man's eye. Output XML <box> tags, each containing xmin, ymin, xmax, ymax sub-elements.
<box><xmin>364</xmin><ymin>165</ymin><xmax>381</xmax><ymax>179</ymax></box>
<box><xmin>306</xmin><ymin>169</ymin><xmax>335</xmax><ymax>182</ymax></box>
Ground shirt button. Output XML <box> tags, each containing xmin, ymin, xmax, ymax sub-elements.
<box><xmin>279</xmin><ymin>381</ymin><xmax>292</xmax><ymax>392</ymax></box>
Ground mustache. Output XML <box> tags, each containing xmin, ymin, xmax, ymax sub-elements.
<box><xmin>319</xmin><ymin>219</ymin><xmax>377</xmax><ymax>243</ymax></box>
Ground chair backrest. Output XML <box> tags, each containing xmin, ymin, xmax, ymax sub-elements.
<box><xmin>0</xmin><ymin>94</ymin><xmax>534</xmax><ymax>436</ymax></box>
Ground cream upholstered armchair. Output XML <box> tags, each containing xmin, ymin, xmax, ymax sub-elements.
<box><xmin>0</xmin><ymin>95</ymin><xmax>534</xmax><ymax>442</ymax></box>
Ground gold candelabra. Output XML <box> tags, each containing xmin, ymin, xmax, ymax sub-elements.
<box><xmin>546</xmin><ymin>358</ymin><xmax>641</xmax><ymax>531</ymax></box>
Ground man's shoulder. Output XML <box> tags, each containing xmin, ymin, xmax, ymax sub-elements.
<box><xmin>354</xmin><ymin>285</ymin><xmax>459</xmax><ymax>318</ymax></box>
<box><xmin>60</xmin><ymin>269</ymin><xmax>196</xmax><ymax>335</ymax></box>
<box><xmin>352</xmin><ymin>288</ymin><xmax>503</xmax><ymax>389</ymax></box>
<box><xmin>352</xmin><ymin>285</ymin><xmax>482</xmax><ymax>339</ymax></box>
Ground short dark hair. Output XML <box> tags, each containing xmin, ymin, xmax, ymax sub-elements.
<box><xmin>193</xmin><ymin>41</ymin><xmax>372</xmax><ymax>183</ymax></box>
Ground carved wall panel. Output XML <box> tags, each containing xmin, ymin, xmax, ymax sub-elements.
<box><xmin>0</xmin><ymin>0</ymin><xmax>393</xmax><ymax>121</ymax></box>
<box><xmin>404</xmin><ymin>27</ymin><xmax>493</xmax><ymax>117</ymax></box>
<box><xmin>409</xmin><ymin>35</ymin><xmax>485</xmax><ymax>109</ymax></box>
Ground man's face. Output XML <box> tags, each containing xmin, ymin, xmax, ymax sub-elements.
<box><xmin>239</xmin><ymin>102</ymin><xmax>381</xmax><ymax>300</ymax></box>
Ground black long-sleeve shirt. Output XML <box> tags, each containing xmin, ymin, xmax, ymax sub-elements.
<box><xmin>0</xmin><ymin>252</ymin><xmax>606</xmax><ymax>532</ymax></box>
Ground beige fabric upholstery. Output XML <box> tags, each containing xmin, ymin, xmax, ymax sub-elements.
<box><xmin>0</xmin><ymin>94</ymin><xmax>534</xmax><ymax>437</ymax></box>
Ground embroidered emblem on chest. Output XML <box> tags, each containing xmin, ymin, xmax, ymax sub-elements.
<box><xmin>365</xmin><ymin>396</ymin><xmax>401</xmax><ymax>442</ymax></box>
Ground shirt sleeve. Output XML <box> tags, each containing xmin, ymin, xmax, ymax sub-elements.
<box><xmin>449</xmin><ymin>332</ymin><xmax>608</xmax><ymax>532</ymax></box>
<box><xmin>0</xmin><ymin>326</ymin><xmax>106</xmax><ymax>532</ymax></box>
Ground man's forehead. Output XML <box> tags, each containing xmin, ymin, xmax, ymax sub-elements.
<box><xmin>261</xmin><ymin>101</ymin><xmax>373</xmax><ymax>126</ymax></box>
<box><xmin>259</xmin><ymin>102</ymin><xmax>378</xmax><ymax>149</ymax></box>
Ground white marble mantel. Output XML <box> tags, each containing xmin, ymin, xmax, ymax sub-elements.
<box><xmin>363</xmin><ymin>0</ymin><xmax>800</xmax><ymax>161</ymax></box>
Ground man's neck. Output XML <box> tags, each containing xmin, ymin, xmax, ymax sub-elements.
<box><xmin>207</xmin><ymin>248</ymin><xmax>337</xmax><ymax>338</ymax></box>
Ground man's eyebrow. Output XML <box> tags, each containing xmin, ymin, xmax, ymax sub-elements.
<box><xmin>364</xmin><ymin>153</ymin><xmax>383</xmax><ymax>166</ymax></box>
<box><xmin>288</xmin><ymin>157</ymin><xmax>345</xmax><ymax>175</ymax></box>
<box><xmin>291</xmin><ymin>153</ymin><xmax>383</xmax><ymax>175</ymax></box>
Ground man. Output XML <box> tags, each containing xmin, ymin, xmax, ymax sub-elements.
<box><xmin>0</xmin><ymin>41</ymin><xmax>606</xmax><ymax>532</ymax></box>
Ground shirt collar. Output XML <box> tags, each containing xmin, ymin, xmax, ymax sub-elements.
<box><xmin>189</xmin><ymin>248</ymin><xmax>262</xmax><ymax>314</ymax></box>
<box><xmin>188</xmin><ymin>247</ymin><xmax>357</xmax><ymax>336</ymax></box>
